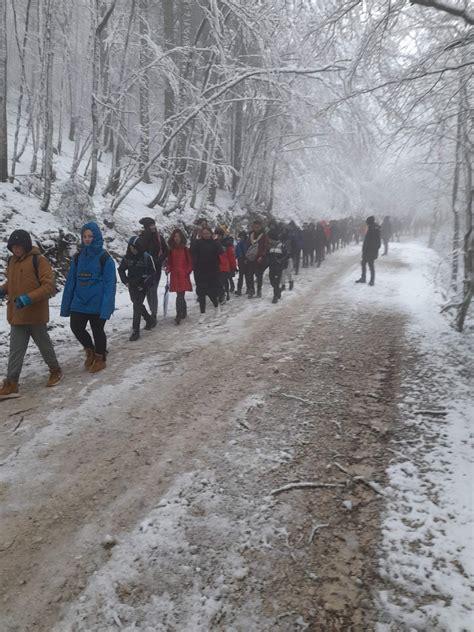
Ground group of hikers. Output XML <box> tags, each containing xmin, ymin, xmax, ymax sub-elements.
<box><xmin>0</xmin><ymin>213</ymin><xmax>387</xmax><ymax>400</ymax></box>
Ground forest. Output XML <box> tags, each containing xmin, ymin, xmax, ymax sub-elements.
<box><xmin>0</xmin><ymin>0</ymin><xmax>472</xmax><ymax>328</ymax></box>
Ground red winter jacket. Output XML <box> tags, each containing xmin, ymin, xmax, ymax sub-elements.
<box><xmin>167</xmin><ymin>246</ymin><xmax>193</xmax><ymax>293</ymax></box>
<box><xmin>218</xmin><ymin>242</ymin><xmax>237</xmax><ymax>273</ymax></box>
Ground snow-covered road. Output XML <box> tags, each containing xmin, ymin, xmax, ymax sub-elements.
<box><xmin>0</xmin><ymin>243</ymin><xmax>472</xmax><ymax>632</ymax></box>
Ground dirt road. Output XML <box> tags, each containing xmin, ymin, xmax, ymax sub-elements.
<box><xmin>0</xmin><ymin>247</ymin><xmax>408</xmax><ymax>631</ymax></box>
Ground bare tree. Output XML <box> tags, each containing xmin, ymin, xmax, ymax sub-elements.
<box><xmin>0</xmin><ymin>0</ymin><xmax>8</xmax><ymax>182</ymax></box>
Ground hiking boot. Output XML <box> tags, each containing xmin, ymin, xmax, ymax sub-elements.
<box><xmin>355</xmin><ymin>278</ymin><xmax>366</xmax><ymax>284</ymax></box>
<box><xmin>175</xmin><ymin>314</ymin><xmax>182</xmax><ymax>325</ymax></box>
<box><xmin>150</xmin><ymin>315</ymin><xmax>158</xmax><ymax>328</ymax></box>
<box><xmin>46</xmin><ymin>368</ymin><xmax>63</xmax><ymax>387</ymax></box>
<box><xmin>281</xmin><ymin>284</ymin><xmax>286</xmax><ymax>291</ymax></box>
<box><xmin>257</xmin><ymin>290</ymin><xmax>262</xmax><ymax>298</ymax></box>
<box><xmin>369</xmin><ymin>280</ymin><xmax>375</xmax><ymax>286</ymax></box>
<box><xmin>248</xmin><ymin>291</ymin><xmax>255</xmax><ymax>299</ymax></box>
<box><xmin>129</xmin><ymin>331</ymin><xmax>140</xmax><ymax>341</ymax></box>
<box><xmin>235</xmin><ymin>289</ymin><xmax>242</xmax><ymax>296</ymax></box>
<box><xmin>272</xmin><ymin>296</ymin><xmax>278</xmax><ymax>304</ymax></box>
<box><xmin>89</xmin><ymin>353</ymin><xmax>107</xmax><ymax>373</ymax></box>
<box><xmin>0</xmin><ymin>380</ymin><xmax>19</xmax><ymax>400</ymax></box>
<box><xmin>144</xmin><ymin>319</ymin><xmax>153</xmax><ymax>331</ymax></box>
<box><xmin>84</xmin><ymin>348</ymin><xmax>95</xmax><ymax>370</ymax></box>
<box><xmin>289</xmin><ymin>280</ymin><xmax>294</xmax><ymax>291</ymax></box>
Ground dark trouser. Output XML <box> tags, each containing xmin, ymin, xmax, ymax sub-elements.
<box><xmin>146</xmin><ymin>269</ymin><xmax>162</xmax><ymax>318</ymax></box>
<box><xmin>361</xmin><ymin>257</ymin><xmax>375</xmax><ymax>283</ymax></box>
<box><xmin>310</xmin><ymin>249</ymin><xmax>315</xmax><ymax>265</ymax></box>
<box><xmin>198</xmin><ymin>292</ymin><xmax>218</xmax><ymax>313</ymax></box>
<box><xmin>316</xmin><ymin>247</ymin><xmax>324</xmax><ymax>267</ymax></box>
<box><xmin>245</xmin><ymin>262</ymin><xmax>265</xmax><ymax>294</ymax></box>
<box><xmin>129</xmin><ymin>286</ymin><xmax>151</xmax><ymax>332</ymax></box>
<box><xmin>293</xmin><ymin>250</ymin><xmax>301</xmax><ymax>275</ymax></box>
<box><xmin>302</xmin><ymin>250</ymin><xmax>310</xmax><ymax>268</ymax></box>
<box><xmin>218</xmin><ymin>272</ymin><xmax>228</xmax><ymax>303</ymax></box>
<box><xmin>237</xmin><ymin>263</ymin><xmax>246</xmax><ymax>292</ymax></box>
<box><xmin>7</xmin><ymin>324</ymin><xmax>60</xmax><ymax>383</ymax></box>
<box><xmin>70</xmin><ymin>311</ymin><xmax>107</xmax><ymax>358</ymax></box>
<box><xmin>176</xmin><ymin>291</ymin><xmax>187</xmax><ymax>317</ymax></box>
<box><xmin>269</xmin><ymin>267</ymin><xmax>283</xmax><ymax>298</ymax></box>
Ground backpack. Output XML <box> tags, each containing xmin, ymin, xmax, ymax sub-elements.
<box><xmin>245</xmin><ymin>242</ymin><xmax>260</xmax><ymax>262</ymax></box>
<box><xmin>73</xmin><ymin>250</ymin><xmax>111</xmax><ymax>272</ymax></box>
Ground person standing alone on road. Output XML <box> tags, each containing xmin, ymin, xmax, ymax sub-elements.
<box><xmin>61</xmin><ymin>222</ymin><xmax>116</xmax><ymax>373</ymax></box>
<box><xmin>139</xmin><ymin>217</ymin><xmax>169</xmax><ymax>327</ymax></box>
<box><xmin>0</xmin><ymin>230</ymin><xmax>62</xmax><ymax>400</ymax></box>
<box><xmin>355</xmin><ymin>216</ymin><xmax>381</xmax><ymax>286</ymax></box>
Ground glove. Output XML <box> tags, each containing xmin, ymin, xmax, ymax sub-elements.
<box><xmin>16</xmin><ymin>295</ymin><xmax>32</xmax><ymax>309</ymax></box>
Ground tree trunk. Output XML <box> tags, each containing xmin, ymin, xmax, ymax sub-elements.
<box><xmin>138</xmin><ymin>0</ymin><xmax>151</xmax><ymax>183</ymax></box>
<box><xmin>40</xmin><ymin>0</ymin><xmax>55</xmax><ymax>212</ymax></box>
<box><xmin>0</xmin><ymin>0</ymin><xmax>8</xmax><ymax>182</ymax></box>
<box><xmin>450</xmin><ymin>104</ymin><xmax>462</xmax><ymax>292</ymax></box>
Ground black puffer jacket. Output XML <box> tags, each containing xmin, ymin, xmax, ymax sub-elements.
<box><xmin>362</xmin><ymin>223</ymin><xmax>381</xmax><ymax>260</ymax></box>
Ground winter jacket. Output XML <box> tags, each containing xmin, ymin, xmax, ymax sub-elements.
<box><xmin>139</xmin><ymin>227</ymin><xmax>169</xmax><ymax>269</ymax></box>
<box><xmin>268</xmin><ymin>240</ymin><xmax>289</xmax><ymax>272</ymax></box>
<box><xmin>235</xmin><ymin>240</ymin><xmax>247</xmax><ymax>261</ymax></box>
<box><xmin>315</xmin><ymin>224</ymin><xmax>327</xmax><ymax>250</ymax></box>
<box><xmin>118</xmin><ymin>238</ymin><xmax>156</xmax><ymax>291</ymax></box>
<box><xmin>1</xmin><ymin>247</ymin><xmax>56</xmax><ymax>326</ymax></box>
<box><xmin>218</xmin><ymin>237</ymin><xmax>237</xmax><ymax>273</ymax></box>
<box><xmin>167</xmin><ymin>245</ymin><xmax>193</xmax><ymax>293</ymax></box>
<box><xmin>61</xmin><ymin>222</ymin><xmax>116</xmax><ymax>320</ymax></box>
<box><xmin>247</xmin><ymin>230</ymin><xmax>268</xmax><ymax>264</ymax></box>
<box><xmin>191</xmin><ymin>238</ymin><xmax>222</xmax><ymax>292</ymax></box>
<box><xmin>362</xmin><ymin>224</ymin><xmax>381</xmax><ymax>260</ymax></box>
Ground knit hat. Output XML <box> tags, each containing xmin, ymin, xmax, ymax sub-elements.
<box><xmin>7</xmin><ymin>229</ymin><xmax>33</xmax><ymax>253</ymax></box>
<box><xmin>139</xmin><ymin>217</ymin><xmax>156</xmax><ymax>228</ymax></box>
<box><xmin>366</xmin><ymin>216</ymin><xmax>375</xmax><ymax>225</ymax></box>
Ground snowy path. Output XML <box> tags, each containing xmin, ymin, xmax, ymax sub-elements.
<box><xmin>0</xmin><ymin>243</ymin><xmax>472</xmax><ymax>632</ymax></box>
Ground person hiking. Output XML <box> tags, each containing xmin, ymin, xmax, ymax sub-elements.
<box><xmin>118</xmin><ymin>237</ymin><xmax>156</xmax><ymax>341</ymax></box>
<box><xmin>215</xmin><ymin>226</ymin><xmax>237</xmax><ymax>303</ymax></box>
<box><xmin>268</xmin><ymin>227</ymin><xmax>289</xmax><ymax>304</ymax></box>
<box><xmin>381</xmin><ymin>216</ymin><xmax>392</xmax><ymax>255</ymax></box>
<box><xmin>190</xmin><ymin>227</ymin><xmax>223</xmax><ymax>323</ymax></box>
<box><xmin>315</xmin><ymin>222</ymin><xmax>327</xmax><ymax>268</ymax></box>
<box><xmin>280</xmin><ymin>226</ymin><xmax>294</xmax><ymax>292</ymax></box>
<box><xmin>61</xmin><ymin>222</ymin><xmax>116</xmax><ymax>372</ymax></box>
<box><xmin>166</xmin><ymin>228</ymin><xmax>193</xmax><ymax>325</ymax></box>
<box><xmin>355</xmin><ymin>216</ymin><xmax>381</xmax><ymax>286</ymax></box>
<box><xmin>245</xmin><ymin>219</ymin><xmax>269</xmax><ymax>299</ymax></box>
<box><xmin>234</xmin><ymin>230</ymin><xmax>248</xmax><ymax>296</ymax></box>
<box><xmin>138</xmin><ymin>217</ymin><xmax>169</xmax><ymax>327</ymax></box>
<box><xmin>0</xmin><ymin>230</ymin><xmax>62</xmax><ymax>400</ymax></box>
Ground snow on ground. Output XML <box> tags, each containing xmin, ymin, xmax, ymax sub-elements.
<box><xmin>341</xmin><ymin>243</ymin><xmax>473</xmax><ymax>631</ymax></box>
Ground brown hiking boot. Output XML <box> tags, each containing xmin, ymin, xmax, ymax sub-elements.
<box><xmin>46</xmin><ymin>368</ymin><xmax>63</xmax><ymax>387</ymax></box>
<box><xmin>0</xmin><ymin>380</ymin><xmax>20</xmax><ymax>400</ymax></box>
<box><xmin>89</xmin><ymin>353</ymin><xmax>106</xmax><ymax>373</ymax></box>
<box><xmin>84</xmin><ymin>348</ymin><xmax>95</xmax><ymax>369</ymax></box>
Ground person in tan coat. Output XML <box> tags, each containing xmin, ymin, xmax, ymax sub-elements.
<box><xmin>0</xmin><ymin>230</ymin><xmax>62</xmax><ymax>400</ymax></box>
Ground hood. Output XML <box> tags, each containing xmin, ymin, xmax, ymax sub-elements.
<box><xmin>7</xmin><ymin>229</ymin><xmax>33</xmax><ymax>253</ymax></box>
<box><xmin>127</xmin><ymin>236</ymin><xmax>145</xmax><ymax>255</ymax></box>
<box><xmin>81</xmin><ymin>222</ymin><xmax>104</xmax><ymax>255</ymax></box>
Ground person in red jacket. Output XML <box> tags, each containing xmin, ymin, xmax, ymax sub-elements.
<box><xmin>166</xmin><ymin>229</ymin><xmax>193</xmax><ymax>325</ymax></box>
<box><xmin>215</xmin><ymin>227</ymin><xmax>237</xmax><ymax>303</ymax></box>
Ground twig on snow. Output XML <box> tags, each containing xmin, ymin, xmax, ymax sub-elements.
<box><xmin>333</xmin><ymin>462</ymin><xmax>386</xmax><ymax>497</ymax></box>
<box><xmin>8</xmin><ymin>407</ymin><xmax>35</xmax><ymax>417</ymax></box>
<box><xmin>270</xmin><ymin>481</ymin><xmax>345</xmax><ymax>496</ymax></box>
<box><xmin>308</xmin><ymin>523</ymin><xmax>330</xmax><ymax>544</ymax></box>
<box><xmin>13</xmin><ymin>416</ymin><xmax>25</xmax><ymax>433</ymax></box>
<box><xmin>414</xmin><ymin>409</ymin><xmax>448</xmax><ymax>417</ymax></box>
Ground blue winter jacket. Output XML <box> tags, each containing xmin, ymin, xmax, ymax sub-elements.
<box><xmin>60</xmin><ymin>222</ymin><xmax>116</xmax><ymax>320</ymax></box>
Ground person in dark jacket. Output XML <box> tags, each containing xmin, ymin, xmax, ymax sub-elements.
<box><xmin>166</xmin><ymin>228</ymin><xmax>193</xmax><ymax>325</ymax></box>
<box><xmin>191</xmin><ymin>227</ymin><xmax>223</xmax><ymax>323</ymax></box>
<box><xmin>118</xmin><ymin>237</ymin><xmax>156</xmax><ymax>341</ymax></box>
<box><xmin>315</xmin><ymin>222</ymin><xmax>327</xmax><ymax>268</ymax></box>
<box><xmin>0</xmin><ymin>230</ymin><xmax>62</xmax><ymax>400</ymax></box>
<box><xmin>234</xmin><ymin>231</ymin><xmax>248</xmax><ymax>296</ymax></box>
<box><xmin>302</xmin><ymin>223</ymin><xmax>312</xmax><ymax>268</ymax></box>
<box><xmin>268</xmin><ymin>228</ymin><xmax>289</xmax><ymax>304</ymax></box>
<box><xmin>288</xmin><ymin>221</ymin><xmax>302</xmax><ymax>275</ymax></box>
<box><xmin>245</xmin><ymin>219</ymin><xmax>269</xmax><ymax>298</ymax></box>
<box><xmin>61</xmin><ymin>222</ymin><xmax>116</xmax><ymax>372</ymax></box>
<box><xmin>139</xmin><ymin>217</ymin><xmax>169</xmax><ymax>327</ymax></box>
<box><xmin>381</xmin><ymin>216</ymin><xmax>392</xmax><ymax>255</ymax></box>
<box><xmin>355</xmin><ymin>216</ymin><xmax>381</xmax><ymax>286</ymax></box>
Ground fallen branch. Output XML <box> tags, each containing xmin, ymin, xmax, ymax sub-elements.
<box><xmin>9</xmin><ymin>407</ymin><xmax>35</xmax><ymax>417</ymax></box>
<box><xmin>308</xmin><ymin>523</ymin><xmax>330</xmax><ymax>544</ymax></box>
<box><xmin>270</xmin><ymin>481</ymin><xmax>345</xmax><ymax>496</ymax></box>
<box><xmin>334</xmin><ymin>462</ymin><xmax>386</xmax><ymax>497</ymax></box>
<box><xmin>414</xmin><ymin>409</ymin><xmax>448</xmax><ymax>417</ymax></box>
<box><xmin>13</xmin><ymin>416</ymin><xmax>24</xmax><ymax>433</ymax></box>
